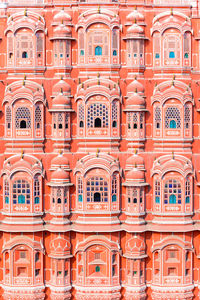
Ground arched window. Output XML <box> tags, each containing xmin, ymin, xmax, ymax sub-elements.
<box><xmin>112</xmin><ymin>175</ymin><xmax>117</xmax><ymax>202</ymax></box>
<box><xmin>169</xmin><ymin>194</ymin><xmax>176</xmax><ymax>204</ymax></box>
<box><xmin>163</xmin><ymin>34</ymin><xmax>181</xmax><ymax>64</ymax></box>
<box><xmin>78</xmin><ymin>103</ymin><xmax>84</xmax><ymax>128</ymax></box>
<box><xmin>15</xmin><ymin>107</ymin><xmax>31</xmax><ymax>129</ymax></box>
<box><xmin>155</xmin><ymin>180</ymin><xmax>161</xmax><ymax>204</ymax></box>
<box><xmin>34</xmin><ymin>176</ymin><xmax>40</xmax><ymax>204</ymax></box>
<box><xmin>13</xmin><ymin>180</ymin><xmax>30</xmax><ymax>205</ymax></box>
<box><xmin>165</xmin><ymin>107</ymin><xmax>181</xmax><ymax>129</ymax></box>
<box><xmin>58</xmin><ymin>113</ymin><xmax>63</xmax><ymax>129</ymax></box>
<box><xmin>35</xmin><ymin>106</ymin><xmax>42</xmax><ymax>129</ymax></box>
<box><xmin>155</xmin><ymin>107</ymin><xmax>161</xmax><ymax>129</ymax></box>
<box><xmin>20</xmin><ymin>120</ymin><xmax>27</xmax><ymax>128</ymax></box>
<box><xmin>94</xmin><ymin>192</ymin><xmax>101</xmax><ymax>202</ymax></box>
<box><xmin>94</xmin><ymin>117</ymin><xmax>102</xmax><ymax>128</ymax></box>
<box><xmin>184</xmin><ymin>105</ymin><xmax>191</xmax><ymax>129</ymax></box>
<box><xmin>169</xmin><ymin>120</ymin><xmax>177</xmax><ymax>129</ymax></box>
<box><xmin>87</xmin><ymin>104</ymin><xmax>108</xmax><ymax>128</ymax></box>
<box><xmin>6</xmin><ymin>107</ymin><xmax>11</xmax><ymax>129</ymax></box>
<box><xmin>164</xmin><ymin>179</ymin><xmax>181</xmax><ymax>204</ymax></box>
<box><xmin>4</xmin><ymin>180</ymin><xmax>9</xmax><ymax>204</ymax></box>
<box><xmin>22</xmin><ymin>51</ymin><xmax>28</xmax><ymax>58</ymax></box>
<box><xmin>185</xmin><ymin>179</ymin><xmax>190</xmax><ymax>203</ymax></box>
<box><xmin>95</xmin><ymin>46</ymin><xmax>102</xmax><ymax>56</ymax></box>
<box><xmin>86</xmin><ymin>177</ymin><xmax>108</xmax><ymax>202</ymax></box>
<box><xmin>78</xmin><ymin>177</ymin><xmax>83</xmax><ymax>202</ymax></box>
<box><xmin>112</xmin><ymin>101</ymin><xmax>118</xmax><ymax>128</ymax></box>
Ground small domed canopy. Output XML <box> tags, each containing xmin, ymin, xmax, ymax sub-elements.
<box><xmin>53</xmin><ymin>9</ymin><xmax>71</xmax><ymax>24</ymax></box>
<box><xmin>127</xmin><ymin>167</ymin><xmax>144</xmax><ymax>180</ymax></box>
<box><xmin>49</xmin><ymin>235</ymin><xmax>71</xmax><ymax>259</ymax></box>
<box><xmin>127</xmin><ymin>79</ymin><xmax>144</xmax><ymax>94</ymax></box>
<box><xmin>51</xmin><ymin>167</ymin><xmax>69</xmax><ymax>181</ymax></box>
<box><xmin>127</xmin><ymin>23</ymin><xmax>144</xmax><ymax>35</ymax></box>
<box><xmin>51</xmin><ymin>152</ymin><xmax>70</xmax><ymax>171</ymax></box>
<box><xmin>52</xmin><ymin>79</ymin><xmax>71</xmax><ymax>96</ymax></box>
<box><xmin>126</xmin><ymin>153</ymin><xmax>145</xmax><ymax>171</ymax></box>
<box><xmin>127</xmin><ymin>10</ymin><xmax>145</xmax><ymax>22</ymax></box>
<box><xmin>53</xmin><ymin>24</ymin><xmax>72</xmax><ymax>39</ymax></box>
<box><xmin>125</xmin><ymin>92</ymin><xmax>146</xmax><ymax>112</ymax></box>
<box><xmin>124</xmin><ymin>236</ymin><xmax>147</xmax><ymax>259</ymax></box>
<box><xmin>124</xmin><ymin>166</ymin><xmax>149</xmax><ymax>187</ymax></box>
<box><xmin>51</xmin><ymin>92</ymin><xmax>72</xmax><ymax>111</ymax></box>
<box><xmin>48</xmin><ymin>167</ymin><xmax>73</xmax><ymax>187</ymax></box>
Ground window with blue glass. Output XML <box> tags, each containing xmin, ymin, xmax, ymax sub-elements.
<box><xmin>86</xmin><ymin>176</ymin><xmax>108</xmax><ymax>202</ymax></box>
<box><xmin>4</xmin><ymin>180</ymin><xmax>9</xmax><ymax>204</ymax></box>
<box><xmin>164</xmin><ymin>179</ymin><xmax>181</xmax><ymax>205</ymax></box>
<box><xmin>169</xmin><ymin>120</ymin><xmax>177</xmax><ymax>129</ymax></box>
<box><xmin>113</xmin><ymin>50</ymin><xmax>117</xmax><ymax>56</ymax></box>
<box><xmin>78</xmin><ymin>178</ymin><xmax>83</xmax><ymax>202</ymax></box>
<box><xmin>169</xmin><ymin>51</ymin><xmax>175</xmax><ymax>59</ymax></box>
<box><xmin>95</xmin><ymin>46</ymin><xmax>102</xmax><ymax>56</ymax></box>
<box><xmin>34</xmin><ymin>176</ymin><xmax>40</xmax><ymax>205</ymax></box>
<box><xmin>185</xmin><ymin>179</ymin><xmax>190</xmax><ymax>204</ymax></box>
<box><xmin>112</xmin><ymin>175</ymin><xmax>117</xmax><ymax>202</ymax></box>
<box><xmin>155</xmin><ymin>180</ymin><xmax>161</xmax><ymax>204</ymax></box>
<box><xmin>13</xmin><ymin>179</ymin><xmax>30</xmax><ymax>205</ymax></box>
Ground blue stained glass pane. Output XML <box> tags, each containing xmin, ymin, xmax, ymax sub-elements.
<box><xmin>27</xmin><ymin>200</ymin><xmax>30</xmax><ymax>204</ymax></box>
<box><xmin>13</xmin><ymin>200</ymin><xmax>17</xmax><ymax>204</ymax></box>
<box><xmin>34</xmin><ymin>197</ymin><xmax>39</xmax><ymax>204</ymax></box>
<box><xmin>78</xmin><ymin>195</ymin><xmax>83</xmax><ymax>202</ymax></box>
<box><xmin>155</xmin><ymin>196</ymin><xmax>160</xmax><ymax>204</ymax></box>
<box><xmin>5</xmin><ymin>196</ymin><xmax>9</xmax><ymax>204</ymax></box>
<box><xmin>18</xmin><ymin>194</ymin><xmax>25</xmax><ymax>204</ymax></box>
<box><xmin>95</xmin><ymin>46</ymin><xmax>102</xmax><ymax>56</ymax></box>
<box><xmin>169</xmin><ymin>51</ymin><xmax>175</xmax><ymax>58</ymax></box>
<box><xmin>155</xmin><ymin>53</ymin><xmax>160</xmax><ymax>58</ymax></box>
<box><xmin>186</xmin><ymin>196</ymin><xmax>190</xmax><ymax>203</ymax></box>
<box><xmin>178</xmin><ymin>200</ymin><xmax>181</xmax><ymax>204</ymax></box>
<box><xmin>170</xmin><ymin>120</ymin><xmax>177</xmax><ymax>129</ymax></box>
<box><xmin>113</xmin><ymin>50</ymin><xmax>117</xmax><ymax>56</ymax></box>
<box><xmin>169</xmin><ymin>184</ymin><xmax>172</xmax><ymax>188</ymax></box>
<box><xmin>112</xmin><ymin>195</ymin><xmax>117</xmax><ymax>202</ymax></box>
<box><xmin>169</xmin><ymin>194</ymin><xmax>176</xmax><ymax>204</ymax></box>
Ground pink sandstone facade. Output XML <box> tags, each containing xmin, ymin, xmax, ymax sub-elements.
<box><xmin>0</xmin><ymin>0</ymin><xmax>199</xmax><ymax>299</ymax></box>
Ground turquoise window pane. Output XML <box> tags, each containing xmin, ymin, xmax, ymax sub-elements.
<box><xmin>95</xmin><ymin>266</ymin><xmax>100</xmax><ymax>272</ymax></box>
<box><xmin>95</xmin><ymin>46</ymin><xmax>102</xmax><ymax>56</ymax></box>
<box><xmin>186</xmin><ymin>196</ymin><xmax>190</xmax><ymax>203</ymax></box>
<box><xmin>113</xmin><ymin>50</ymin><xmax>117</xmax><ymax>56</ymax></box>
<box><xmin>112</xmin><ymin>195</ymin><xmax>117</xmax><ymax>202</ymax></box>
<box><xmin>170</xmin><ymin>120</ymin><xmax>176</xmax><ymax>129</ymax></box>
<box><xmin>5</xmin><ymin>196</ymin><xmax>9</xmax><ymax>204</ymax></box>
<box><xmin>78</xmin><ymin>195</ymin><xmax>83</xmax><ymax>202</ymax></box>
<box><xmin>155</xmin><ymin>53</ymin><xmax>160</xmax><ymax>59</ymax></box>
<box><xmin>80</xmin><ymin>50</ymin><xmax>84</xmax><ymax>56</ymax></box>
<box><xmin>34</xmin><ymin>197</ymin><xmax>39</xmax><ymax>204</ymax></box>
<box><xmin>155</xmin><ymin>196</ymin><xmax>160</xmax><ymax>204</ymax></box>
<box><xmin>18</xmin><ymin>194</ymin><xmax>25</xmax><ymax>204</ymax></box>
<box><xmin>169</xmin><ymin>51</ymin><xmax>175</xmax><ymax>58</ymax></box>
<box><xmin>169</xmin><ymin>194</ymin><xmax>176</xmax><ymax>204</ymax></box>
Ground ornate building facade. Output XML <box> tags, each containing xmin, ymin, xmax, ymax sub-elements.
<box><xmin>0</xmin><ymin>0</ymin><xmax>199</xmax><ymax>299</ymax></box>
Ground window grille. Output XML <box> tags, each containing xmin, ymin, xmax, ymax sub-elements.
<box><xmin>35</xmin><ymin>106</ymin><xmax>42</xmax><ymax>128</ymax></box>
<box><xmin>12</xmin><ymin>179</ymin><xmax>30</xmax><ymax>204</ymax></box>
<box><xmin>34</xmin><ymin>176</ymin><xmax>40</xmax><ymax>204</ymax></box>
<box><xmin>6</xmin><ymin>106</ymin><xmax>11</xmax><ymax>128</ymax></box>
<box><xmin>184</xmin><ymin>105</ymin><xmax>190</xmax><ymax>129</ymax></box>
<box><xmin>164</xmin><ymin>179</ymin><xmax>181</xmax><ymax>204</ymax></box>
<box><xmin>4</xmin><ymin>180</ymin><xmax>9</xmax><ymax>204</ymax></box>
<box><xmin>165</xmin><ymin>107</ymin><xmax>181</xmax><ymax>129</ymax></box>
<box><xmin>15</xmin><ymin>107</ymin><xmax>31</xmax><ymax>129</ymax></box>
<box><xmin>78</xmin><ymin>177</ymin><xmax>83</xmax><ymax>202</ymax></box>
<box><xmin>86</xmin><ymin>176</ymin><xmax>108</xmax><ymax>202</ymax></box>
<box><xmin>155</xmin><ymin>180</ymin><xmax>160</xmax><ymax>203</ymax></box>
<box><xmin>87</xmin><ymin>103</ymin><xmax>108</xmax><ymax>128</ymax></box>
